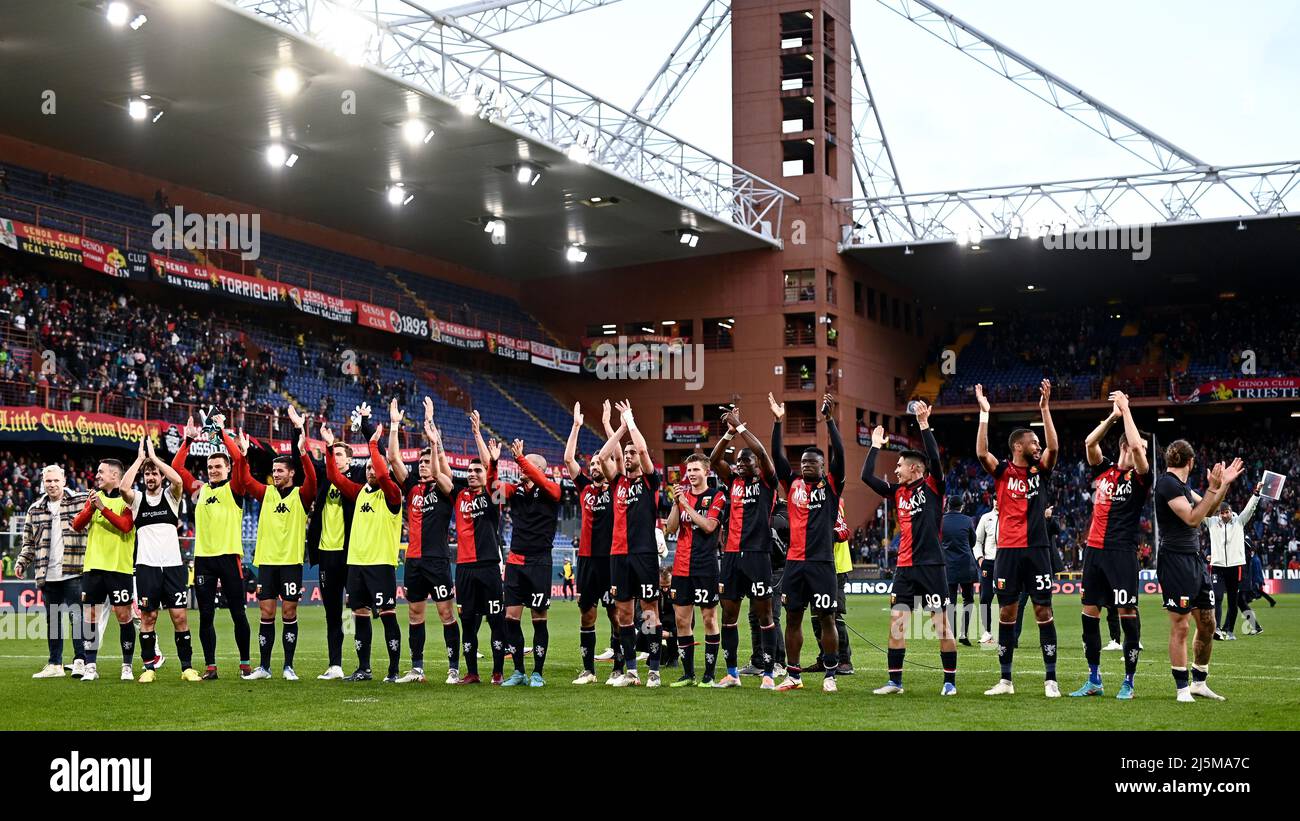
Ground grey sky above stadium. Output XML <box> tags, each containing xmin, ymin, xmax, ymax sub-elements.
<box><xmin>492</xmin><ymin>0</ymin><xmax>1300</xmax><ymax>192</ymax></box>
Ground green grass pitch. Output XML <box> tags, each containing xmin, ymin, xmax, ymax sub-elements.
<box><xmin>3</xmin><ymin>596</ymin><xmax>1298</xmax><ymax>730</ymax></box>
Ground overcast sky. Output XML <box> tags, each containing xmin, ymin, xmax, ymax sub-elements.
<box><xmin>490</xmin><ymin>0</ymin><xmax>1300</xmax><ymax>193</ymax></box>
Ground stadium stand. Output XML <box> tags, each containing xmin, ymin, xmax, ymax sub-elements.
<box><xmin>0</xmin><ymin>160</ymin><xmax>553</xmax><ymax>341</ymax></box>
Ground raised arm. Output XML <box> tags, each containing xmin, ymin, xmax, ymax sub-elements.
<box><xmin>387</xmin><ymin>399</ymin><xmax>409</xmax><ymax>485</ymax></box>
<box><xmin>425</xmin><ymin>418</ymin><xmax>454</xmax><ymax>496</ymax></box>
<box><xmin>596</xmin><ymin>416</ymin><xmax>626</xmax><ymax>480</ymax></box>
<box><xmin>563</xmin><ymin>402</ymin><xmax>584</xmax><ymax>482</ymax></box>
<box><xmin>769</xmin><ymin>393</ymin><xmax>791</xmax><ymax>485</ymax></box>
<box><xmin>369</xmin><ymin>425</ymin><xmax>403</xmax><ymax>509</ymax></box>
<box><xmin>171</xmin><ymin>416</ymin><xmax>204</xmax><ymax>497</ymax></box>
<box><xmin>1239</xmin><ymin>487</ymin><xmax>1260</xmax><ymax>527</ymax></box>
<box><xmin>1111</xmin><ymin>391</ymin><xmax>1148</xmax><ymax>474</ymax></box>
<box><xmin>823</xmin><ymin>394</ymin><xmax>844</xmax><ymax>489</ymax></box>
<box><xmin>512</xmin><ymin>440</ymin><xmax>562</xmax><ymax>502</ymax></box>
<box><xmin>861</xmin><ymin>425</ymin><xmax>893</xmax><ymax>497</ymax></box>
<box><xmin>1038</xmin><ymin>379</ymin><xmax>1059</xmax><ymax>470</ymax></box>
<box><xmin>325</xmin><ymin>442</ymin><xmax>363</xmax><ymax>502</ymax></box>
<box><xmin>600</xmin><ymin>399</ymin><xmax>616</xmax><ymax>440</ymax></box>
<box><xmin>707</xmin><ymin>420</ymin><xmax>734</xmax><ymax>486</ymax></box>
<box><xmin>914</xmin><ymin>401</ymin><xmax>942</xmax><ymax>478</ymax></box>
<box><xmin>1084</xmin><ymin>401</ymin><xmax>1121</xmax><ymax>467</ymax></box>
<box><xmin>143</xmin><ymin>436</ymin><xmax>185</xmax><ymax>503</ymax></box>
<box><xmin>298</xmin><ymin>429</ymin><xmax>317</xmax><ymax>506</ymax></box>
<box><xmin>616</xmin><ymin>400</ymin><xmax>654</xmax><ymax>476</ymax></box>
<box><xmin>973</xmin><ymin>384</ymin><xmax>1000</xmax><ymax>475</ymax></box>
<box><xmin>120</xmin><ymin>436</ymin><xmax>147</xmax><ymax>506</ymax></box>
<box><xmin>730</xmin><ymin>406</ymin><xmax>777</xmax><ymax>483</ymax></box>
<box><xmin>223</xmin><ymin>429</ymin><xmax>265</xmax><ymax>501</ymax></box>
<box><xmin>470</xmin><ymin>409</ymin><xmax>492</xmax><ymax>467</ymax></box>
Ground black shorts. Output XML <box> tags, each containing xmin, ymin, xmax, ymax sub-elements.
<box><xmin>504</xmin><ymin>557</ymin><xmax>553</xmax><ymax>610</ymax></box>
<box><xmin>992</xmin><ymin>548</ymin><xmax>1056</xmax><ymax>606</ymax></box>
<box><xmin>455</xmin><ymin>562</ymin><xmax>504</xmax><ymax>617</ymax></box>
<box><xmin>194</xmin><ymin>554</ymin><xmax>246</xmax><ymax>610</ymax></box>
<box><xmin>781</xmin><ymin>560</ymin><xmax>839</xmax><ymax>614</ymax></box>
<box><xmin>1157</xmin><ymin>551</ymin><xmax>1215</xmax><ymax>614</ymax></box>
<box><xmin>1080</xmin><ymin>547</ymin><xmax>1140</xmax><ymax>608</ymax></box>
<box><xmin>720</xmin><ymin>552</ymin><xmax>775</xmax><ymax>601</ymax></box>
<box><xmin>670</xmin><ymin>574</ymin><xmax>720</xmax><ymax>608</ymax></box>
<box><xmin>978</xmin><ymin>558</ymin><xmax>996</xmax><ymax>603</ymax></box>
<box><xmin>404</xmin><ymin>556</ymin><xmax>454</xmax><ymax>603</ymax></box>
<box><xmin>256</xmin><ymin>564</ymin><xmax>304</xmax><ymax>602</ymax></box>
<box><xmin>81</xmin><ymin>569</ymin><xmax>134</xmax><ymax>608</ymax></box>
<box><xmin>610</xmin><ymin>553</ymin><xmax>659</xmax><ymax>603</ymax></box>
<box><xmin>891</xmin><ymin>565</ymin><xmax>950</xmax><ymax>611</ymax></box>
<box><xmin>577</xmin><ymin>555</ymin><xmax>614</xmax><ymax>610</ymax></box>
<box><xmin>346</xmin><ymin>564</ymin><xmax>397</xmax><ymax>613</ymax></box>
<box><xmin>136</xmin><ymin>565</ymin><xmax>188</xmax><ymax>612</ymax></box>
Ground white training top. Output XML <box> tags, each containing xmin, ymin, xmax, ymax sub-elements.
<box><xmin>130</xmin><ymin>489</ymin><xmax>183</xmax><ymax>568</ymax></box>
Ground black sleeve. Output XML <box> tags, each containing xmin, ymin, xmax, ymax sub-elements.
<box><xmin>772</xmin><ymin>421</ymin><xmax>792</xmax><ymax>485</ymax></box>
<box><xmin>922</xmin><ymin>428</ymin><xmax>943</xmax><ymax>479</ymax></box>
<box><xmin>861</xmin><ymin>447</ymin><xmax>893</xmax><ymax>497</ymax></box>
<box><xmin>826</xmin><ymin>417</ymin><xmax>844</xmax><ymax>490</ymax></box>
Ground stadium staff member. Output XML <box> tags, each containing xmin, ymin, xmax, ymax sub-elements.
<box><xmin>942</xmin><ymin>496</ymin><xmax>978</xmax><ymax>646</ymax></box>
<box><xmin>1205</xmin><ymin>483</ymin><xmax>1261</xmax><ymax>641</ymax></box>
<box><xmin>973</xmin><ymin>498</ymin><xmax>998</xmax><ymax>644</ymax></box>
<box><xmin>16</xmin><ymin>465</ymin><xmax>89</xmax><ymax>679</ymax></box>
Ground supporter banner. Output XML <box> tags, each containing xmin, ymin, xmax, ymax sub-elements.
<box><xmin>581</xmin><ymin>334</ymin><xmax>688</xmax><ymax>375</ymax></box>
<box><xmin>664</xmin><ymin>421</ymin><xmax>710</xmax><ymax>444</ymax></box>
<box><xmin>1170</xmin><ymin>376</ymin><xmax>1300</xmax><ymax>404</ymax></box>
<box><xmin>355</xmin><ymin>301</ymin><xmax>430</xmax><ymax>340</ymax></box>
<box><xmin>531</xmin><ymin>341</ymin><xmax>581</xmax><ymax>373</ymax></box>
<box><xmin>0</xmin><ymin>215</ymin><xmax>146</xmax><ymax>281</ymax></box>
<box><xmin>149</xmin><ymin>254</ymin><xmax>286</xmax><ymax>305</ymax></box>
<box><xmin>486</xmin><ymin>332</ymin><xmax>531</xmax><ymax>362</ymax></box>
<box><xmin>4</xmin><ymin>214</ymin><xmax>588</xmax><ymax>376</ymax></box>
<box><xmin>288</xmin><ymin>286</ymin><xmax>355</xmax><ymax>324</ymax></box>
<box><xmin>0</xmin><ymin>406</ymin><xmax>161</xmax><ymax>449</ymax></box>
<box><xmin>430</xmin><ymin>320</ymin><xmax>486</xmax><ymax>350</ymax></box>
<box><xmin>856</xmin><ymin>422</ymin><xmax>919</xmax><ymax>450</ymax></box>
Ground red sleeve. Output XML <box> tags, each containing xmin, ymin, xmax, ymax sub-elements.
<box><xmin>834</xmin><ymin>516</ymin><xmax>851</xmax><ymax>542</ymax></box>
<box><xmin>224</xmin><ymin>431</ymin><xmax>266</xmax><ymax>501</ymax></box>
<box><xmin>326</xmin><ymin>448</ymin><xmax>362</xmax><ymax>501</ymax></box>
<box><xmin>171</xmin><ymin>440</ymin><xmax>202</xmax><ymax>496</ymax></box>
<box><xmin>370</xmin><ymin>441</ymin><xmax>403</xmax><ymax>508</ymax></box>
<box><xmin>100</xmin><ymin>504</ymin><xmax>134</xmax><ymax>534</ymax></box>
<box><xmin>299</xmin><ymin>452</ymin><xmax>317</xmax><ymax>509</ymax></box>
<box><xmin>706</xmin><ymin>491</ymin><xmax>727</xmax><ymax>522</ymax></box>
<box><xmin>71</xmin><ymin>497</ymin><xmax>95</xmax><ymax>531</ymax></box>
<box><xmin>516</xmin><ymin>455</ymin><xmax>562</xmax><ymax>501</ymax></box>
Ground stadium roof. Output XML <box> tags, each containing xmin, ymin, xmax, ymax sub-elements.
<box><xmin>844</xmin><ymin>214</ymin><xmax>1300</xmax><ymax>311</ymax></box>
<box><xmin>0</xmin><ymin>0</ymin><xmax>790</xmax><ymax>278</ymax></box>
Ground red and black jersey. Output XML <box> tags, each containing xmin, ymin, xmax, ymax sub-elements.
<box><xmin>991</xmin><ymin>457</ymin><xmax>1053</xmax><ymax>549</ymax></box>
<box><xmin>611</xmin><ymin>470</ymin><xmax>662</xmax><ymax>556</ymax></box>
<box><xmin>575</xmin><ymin>474</ymin><xmax>613</xmax><ymax>558</ymax></box>
<box><xmin>672</xmin><ymin>485</ymin><xmax>727</xmax><ymax>576</ymax></box>
<box><xmin>501</xmin><ymin>457</ymin><xmax>562</xmax><ymax>558</ymax></box>
<box><xmin>1085</xmin><ymin>458</ymin><xmax>1152</xmax><ymax>551</ymax></box>
<box><xmin>452</xmin><ymin>467</ymin><xmax>501</xmax><ymax>566</ymax></box>
<box><xmin>403</xmin><ymin>474</ymin><xmax>452</xmax><ymax>560</ymax></box>
<box><xmin>782</xmin><ymin>474</ymin><xmax>842</xmax><ymax>563</ymax></box>
<box><xmin>890</xmin><ymin>474</ymin><xmax>945</xmax><ymax>567</ymax></box>
<box><xmin>724</xmin><ymin>474</ymin><xmax>778</xmax><ymax>554</ymax></box>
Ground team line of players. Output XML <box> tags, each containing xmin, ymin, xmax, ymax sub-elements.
<box><xmin>55</xmin><ymin>380</ymin><xmax>1245</xmax><ymax>700</ymax></box>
